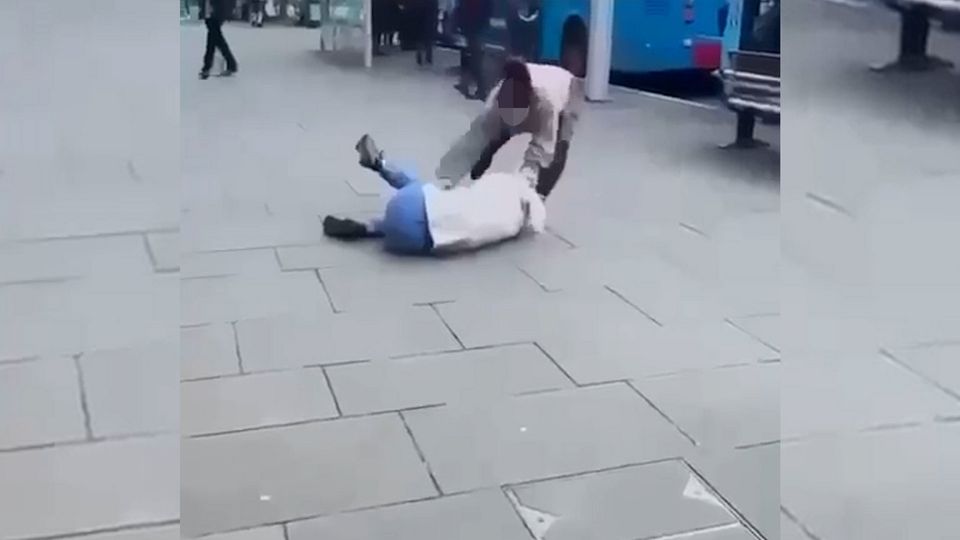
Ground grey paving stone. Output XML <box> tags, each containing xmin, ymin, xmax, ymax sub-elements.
<box><xmin>146</xmin><ymin>232</ymin><xmax>179</xmax><ymax>272</ymax></box>
<box><xmin>632</xmin><ymin>363</ymin><xmax>780</xmax><ymax>449</ymax></box>
<box><xmin>0</xmin><ymin>358</ymin><xmax>87</xmax><ymax>449</ymax></box>
<box><xmin>780</xmin><ymin>516</ymin><xmax>812</xmax><ymax>540</ymax></box>
<box><xmin>606</xmin><ymin>273</ymin><xmax>734</xmax><ymax>326</ymax></box>
<box><xmin>1</xmin><ymin>275</ymin><xmax>178</xmax><ymax>360</ymax></box>
<box><xmin>318</xmin><ymin>257</ymin><xmax>542</xmax><ymax>312</ymax></box>
<box><xmin>509</xmin><ymin>459</ymin><xmax>735</xmax><ymax>540</ymax></box>
<box><xmin>434</xmin><ymin>286</ymin><xmax>656</xmax><ymax>349</ymax></box>
<box><xmin>277</xmin><ymin>242</ymin><xmax>390</xmax><ymax>271</ymax></box>
<box><xmin>781</xmin><ymin>354</ymin><xmax>960</xmax><ymax>440</ymax></box>
<box><xmin>181</xmin><ymin>323</ymin><xmax>240</xmax><ymax>380</ymax></box>
<box><xmin>235</xmin><ymin>308</ymin><xmax>457</xmax><ymax>372</ymax></box>
<box><xmin>700</xmin><ymin>526</ymin><xmax>762</xmax><ymax>540</ymax></box>
<box><xmin>201</xmin><ymin>526</ymin><xmax>284</xmax><ymax>540</ymax></box>
<box><xmin>326</xmin><ymin>343</ymin><xmax>573</xmax><ymax>415</ymax></box>
<box><xmin>782</xmin><ymin>425</ymin><xmax>960</xmax><ymax>540</ymax></box>
<box><xmin>403</xmin><ymin>384</ymin><xmax>691</xmax><ymax>493</ymax></box>
<box><xmin>539</xmin><ymin>320</ymin><xmax>776</xmax><ymax>385</ymax></box>
<box><xmin>181</xmin><ymin>216</ymin><xmax>326</xmax><ymax>253</ymax></box>
<box><xmin>0</xmin><ymin>436</ymin><xmax>179</xmax><ymax>540</ymax></box>
<box><xmin>181</xmin><ymin>248</ymin><xmax>280</xmax><ymax>278</ymax></box>
<box><xmin>181</xmin><ymin>414</ymin><xmax>437</xmax><ymax>536</ymax></box>
<box><xmin>80</xmin><ymin>340</ymin><xmax>179</xmax><ymax>438</ymax></box>
<box><xmin>687</xmin><ymin>444</ymin><xmax>780</xmax><ymax>540</ymax></box>
<box><xmin>731</xmin><ymin>314</ymin><xmax>781</xmax><ymax>353</ymax></box>
<box><xmin>182</xmin><ymin>368</ymin><xmax>339</xmax><ymax>436</ymax></box>
<box><xmin>181</xmin><ymin>272</ymin><xmax>329</xmax><ymax>326</ymax></box>
<box><xmin>287</xmin><ymin>490</ymin><xmax>531</xmax><ymax>540</ymax></box>
<box><xmin>86</xmin><ymin>525</ymin><xmax>180</xmax><ymax>540</ymax></box>
<box><xmin>887</xmin><ymin>344</ymin><xmax>960</xmax><ymax>399</ymax></box>
<box><xmin>0</xmin><ymin>236</ymin><xmax>154</xmax><ymax>283</ymax></box>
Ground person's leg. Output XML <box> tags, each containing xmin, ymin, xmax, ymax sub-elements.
<box><xmin>380</xmin><ymin>183</ymin><xmax>432</xmax><ymax>255</ymax></box>
<box><xmin>468</xmin><ymin>34</ymin><xmax>486</xmax><ymax>99</ymax></box>
<box><xmin>201</xmin><ymin>19</ymin><xmax>217</xmax><ymax>77</ymax></box>
<box><xmin>355</xmin><ymin>134</ymin><xmax>421</xmax><ymax>189</ymax></box>
<box><xmin>212</xmin><ymin>19</ymin><xmax>238</xmax><ymax>71</ymax></box>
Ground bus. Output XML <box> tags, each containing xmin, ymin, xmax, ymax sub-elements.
<box><xmin>438</xmin><ymin>0</ymin><xmax>728</xmax><ymax>77</ymax></box>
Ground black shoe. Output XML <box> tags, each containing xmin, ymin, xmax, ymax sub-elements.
<box><xmin>323</xmin><ymin>216</ymin><xmax>370</xmax><ymax>240</ymax></box>
<box><xmin>199</xmin><ymin>70</ymin><xmax>210</xmax><ymax>80</ymax></box>
<box><xmin>355</xmin><ymin>134</ymin><xmax>383</xmax><ymax>172</ymax></box>
<box><xmin>217</xmin><ymin>67</ymin><xmax>238</xmax><ymax>77</ymax></box>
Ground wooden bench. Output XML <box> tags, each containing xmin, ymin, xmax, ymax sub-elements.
<box><xmin>875</xmin><ymin>0</ymin><xmax>960</xmax><ymax>71</ymax></box>
<box><xmin>720</xmin><ymin>50</ymin><xmax>780</xmax><ymax>148</ymax></box>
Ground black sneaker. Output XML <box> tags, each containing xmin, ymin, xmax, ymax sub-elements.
<box><xmin>355</xmin><ymin>134</ymin><xmax>383</xmax><ymax>172</ymax></box>
<box><xmin>198</xmin><ymin>70</ymin><xmax>210</xmax><ymax>80</ymax></box>
<box><xmin>323</xmin><ymin>216</ymin><xmax>370</xmax><ymax>240</ymax></box>
<box><xmin>217</xmin><ymin>67</ymin><xmax>238</xmax><ymax>77</ymax></box>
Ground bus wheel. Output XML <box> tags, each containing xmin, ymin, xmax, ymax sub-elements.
<box><xmin>561</xmin><ymin>18</ymin><xmax>588</xmax><ymax>77</ymax></box>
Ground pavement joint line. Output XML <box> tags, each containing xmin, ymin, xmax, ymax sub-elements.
<box><xmin>195</xmin><ymin>243</ymin><xmax>316</xmax><ymax>255</ymax></box>
<box><xmin>780</xmin><ymin>505</ymin><xmax>823</xmax><ymax>540</ymax></box>
<box><xmin>636</xmin><ymin>522</ymin><xmax>745</xmax><ymax>540</ymax></box>
<box><xmin>125</xmin><ymin>160</ymin><xmax>142</xmax><ymax>183</ymax></box>
<box><xmin>281</xmin><ymin>523</ymin><xmax>290</xmax><ymax>540</ymax></box>
<box><xmin>804</xmin><ymin>191</ymin><xmax>856</xmax><ymax>219</ymax></box>
<box><xmin>603</xmin><ymin>285</ymin><xmax>663</xmax><ymax>326</ymax></box>
<box><xmin>724</xmin><ymin>317</ymin><xmax>780</xmax><ymax>354</ymax></box>
<box><xmin>9</xmin><ymin>519</ymin><xmax>181</xmax><ymax>540</ymax></box>
<box><xmin>879</xmin><ymin>347</ymin><xmax>960</xmax><ymax>402</ymax></box>
<box><xmin>734</xmin><ymin>439</ymin><xmax>781</xmax><ymax>451</ymax></box>
<box><xmin>500</xmin><ymin>487</ymin><xmax>540</xmax><ymax>540</ymax></box>
<box><xmin>544</xmin><ymin>226</ymin><xmax>577</xmax><ymax>249</ymax></box>
<box><xmin>625</xmin><ymin>381</ymin><xmax>700</xmax><ymax>447</ymax></box>
<box><xmin>428</xmin><ymin>303</ymin><xmax>465</xmax><ymax>350</ymax></box>
<box><xmin>313</xmin><ymin>268</ymin><xmax>341</xmax><ymax>313</ymax></box>
<box><xmin>682</xmin><ymin>459</ymin><xmax>767</xmax><ymax>540</ymax></box>
<box><xmin>517</xmin><ymin>266</ymin><xmax>552</xmax><ymax>292</ymax></box>
<box><xmin>320</xmin><ymin>366</ymin><xmax>344</xmax><ymax>417</ymax></box>
<box><xmin>0</xmin><ymin>276</ymin><xmax>78</xmax><ymax>287</ymax></box>
<box><xmin>398</xmin><ymin>411</ymin><xmax>444</xmax><ymax>496</ymax></box>
<box><xmin>141</xmin><ymin>233</ymin><xmax>159</xmax><ymax>271</ymax></box>
<box><xmin>505</xmin><ymin>456</ymin><xmax>682</xmax><ymax>490</ymax></box>
<box><xmin>231</xmin><ymin>321</ymin><xmax>245</xmax><ymax>374</ymax></box>
<box><xmin>10</xmin><ymin>227</ymin><xmax>180</xmax><ymax>244</ymax></box>
<box><xmin>0</xmin><ymin>430</ymin><xmax>174</xmax><ymax>455</ymax></box>
<box><xmin>388</xmin><ymin>340</ymin><xmax>534</xmax><ymax>360</ymax></box>
<box><xmin>72</xmin><ymin>353</ymin><xmax>95</xmax><ymax>441</ymax></box>
<box><xmin>678</xmin><ymin>222</ymin><xmax>709</xmax><ymax>238</ymax></box>
<box><xmin>181</xmin><ymin>363</ymin><xmax>327</xmax><ymax>383</ymax></box>
<box><xmin>532</xmin><ymin>342</ymin><xmax>581</xmax><ymax>387</ymax></box>
<box><xmin>272</xmin><ymin>246</ymin><xmax>283</xmax><ymax>269</ymax></box>
<box><xmin>0</xmin><ymin>355</ymin><xmax>41</xmax><ymax>365</ymax></box>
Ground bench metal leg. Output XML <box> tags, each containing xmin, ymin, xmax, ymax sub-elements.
<box><xmin>871</xmin><ymin>8</ymin><xmax>954</xmax><ymax>72</ymax></box>
<box><xmin>722</xmin><ymin>112</ymin><xmax>769</xmax><ymax>149</ymax></box>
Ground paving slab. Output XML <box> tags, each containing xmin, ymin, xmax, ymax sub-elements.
<box><xmin>687</xmin><ymin>444</ymin><xmax>780</xmax><ymax>540</ymax></box>
<box><xmin>0</xmin><ymin>236</ymin><xmax>154</xmax><ymax>284</ymax></box>
<box><xmin>782</xmin><ymin>425</ymin><xmax>960</xmax><ymax>540</ymax></box>
<box><xmin>632</xmin><ymin>363</ymin><xmax>779</xmax><ymax>449</ymax></box>
<box><xmin>781</xmin><ymin>354</ymin><xmax>960</xmax><ymax>440</ymax></box>
<box><xmin>146</xmin><ymin>232</ymin><xmax>180</xmax><ymax>273</ymax></box>
<box><xmin>509</xmin><ymin>459</ymin><xmax>736</xmax><ymax>540</ymax></box>
<box><xmin>181</xmin><ymin>414</ymin><xmax>437</xmax><ymax>536</ymax></box>
<box><xmin>0</xmin><ymin>358</ymin><xmax>87</xmax><ymax>449</ymax></box>
<box><xmin>885</xmin><ymin>344</ymin><xmax>960</xmax><ymax>400</ymax></box>
<box><xmin>235</xmin><ymin>307</ymin><xmax>457</xmax><ymax>372</ymax></box>
<box><xmin>182</xmin><ymin>368</ymin><xmax>338</xmax><ymax>436</ymax></box>
<box><xmin>197</xmin><ymin>526</ymin><xmax>283</xmax><ymax>540</ymax></box>
<box><xmin>287</xmin><ymin>490</ymin><xmax>531</xmax><ymax>540</ymax></box>
<box><xmin>180</xmin><ymin>272</ymin><xmax>328</xmax><ymax>326</ymax></box>
<box><xmin>730</xmin><ymin>314</ymin><xmax>781</xmax><ymax>354</ymax></box>
<box><xmin>85</xmin><ymin>525</ymin><xmax>181</xmax><ymax>540</ymax></box>
<box><xmin>326</xmin><ymin>343</ymin><xmax>573</xmax><ymax>415</ymax></box>
<box><xmin>181</xmin><ymin>323</ymin><xmax>241</xmax><ymax>380</ymax></box>
<box><xmin>0</xmin><ymin>436</ymin><xmax>179</xmax><ymax>540</ymax></box>
<box><xmin>538</xmin><ymin>319</ymin><xmax>775</xmax><ymax>385</ymax></box>
<box><xmin>434</xmin><ymin>286</ymin><xmax>656</xmax><ymax>349</ymax></box>
<box><xmin>181</xmin><ymin>248</ymin><xmax>280</xmax><ymax>278</ymax></box>
<box><xmin>402</xmin><ymin>384</ymin><xmax>692</xmax><ymax>493</ymax></box>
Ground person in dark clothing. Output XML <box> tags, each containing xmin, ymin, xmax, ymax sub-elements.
<box><xmin>200</xmin><ymin>0</ymin><xmax>239</xmax><ymax>79</ymax></box>
<box><xmin>455</xmin><ymin>0</ymin><xmax>493</xmax><ymax>100</ymax></box>
<box><xmin>373</xmin><ymin>0</ymin><xmax>401</xmax><ymax>55</ymax></box>
<box><xmin>507</xmin><ymin>0</ymin><xmax>541</xmax><ymax>60</ymax></box>
<box><xmin>411</xmin><ymin>0</ymin><xmax>439</xmax><ymax>65</ymax></box>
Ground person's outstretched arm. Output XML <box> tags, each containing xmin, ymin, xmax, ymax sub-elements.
<box><xmin>436</xmin><ymin>85</ymin><xmax>504</xmax><ymax>186</ymax></box>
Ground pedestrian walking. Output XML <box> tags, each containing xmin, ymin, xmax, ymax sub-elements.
<box><xmin>323</xmin><ymin>135</ymin><xmax>545</xmax><ymax>255</ymax></box>
<box><xmin>199</xmin><ymin>0</ymin><xmax>239</xmax><ymax>79</ymax></box>
<box><xmin>249</xmin><ymin>0</ymin><xmax>265</xmax><ymax>27</ymax></box>
<box><xmin>507</xmin><ymin>0</ymin><xmax>541</xmax><ymax>60</ymax></box>
<box><xmin>438</xmin><ymin>58</ymin><xmax>584</xmax><ymax>200</ymax></box>
<box><xmin>455</xmin><ymin>0</ymin><xmax>493</xmax><ymax>100</ymax></box>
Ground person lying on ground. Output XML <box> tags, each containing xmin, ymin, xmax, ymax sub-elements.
<box><xmin>437</xmin><ymin>58</ymin><xmax>585</xmax><ymax>200</ymax></box>
<box><xmin>323</xmin><ymin>135</ymin><xmax>546</xmax><ymax>256</ymax></box>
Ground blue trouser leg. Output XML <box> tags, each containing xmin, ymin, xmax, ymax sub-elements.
<box><xmin>374</xmin><ymin>160</ymin><xmax>433</xmax><ymax>255</ymax></box>
<box><xmin>379</xmin><ymin>159</ymin><xmax>419</xmax><ymax>189</ymax></box>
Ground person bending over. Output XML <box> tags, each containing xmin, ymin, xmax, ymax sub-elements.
<box><xmin>323</xmin><ymin>135</ymin><xmax>545</xmax><ymax>255</ymax></box>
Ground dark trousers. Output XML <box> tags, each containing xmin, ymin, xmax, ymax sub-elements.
<box><xmin>203</xmin><ymin>18</ymin><xmax>238</xmax><ymax>72</ymax></box>
<box><xmin>470</xmin><ymin>117</ymin><xmax>570</xmax><ymax>199</ymax></box>
<box><xmin>459</xmin><ymin>31</ymin><xmax>485</xmax><ymax>97</ymax></box>
<box><xmin>415</xmin><ymin>7</ymin><xmax>437</xmax><ymax>64</ymax></box>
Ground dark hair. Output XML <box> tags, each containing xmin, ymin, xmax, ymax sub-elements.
<box><xmin>498</xmin><ymin>58</ymin><xmax>533</xmax><ymax>108</ymax></box>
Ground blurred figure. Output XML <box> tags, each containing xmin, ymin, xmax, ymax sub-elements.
<box><xmin>412</xmin><ymin>0</ymin><xmax>439</xmax><ymax>65</ymax></box>
<box><xmin>373</xmin><ymin>0</ymin><xmax>401</xmax><ymax>55</ymax></box>
<box><xmin>199</xmin><ymin>0</ymin><xmax>239</xmax><ymax>79</ymax></box>
<box><xmin>438</xmin><ymin>58</ymin><xmax>584</xmax><ymax>200</ymax></box>
<box><xmin>507</xmin><ymin>0</ymin><xmax>541</xmax><ymax>60</ymax></box>
<box><xmin>324</xmin><ymin>135</ymin><xmax>545</xmax><ymax>255</ymax></box>
<box><xmin>249</xmin><ymin>0</ymin><xmax>265</xmax><ymax>27</ymax></box>
<box><xmin>455</xmin><ymin>0</ymin><xmax>493</xmax><ymax>99</ymax></box>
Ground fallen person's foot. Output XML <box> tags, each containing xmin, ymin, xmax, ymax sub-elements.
<box><xmin>355</xmin><ymin>134</ymin><xmax>383</xmax><ymax>172</ymax></box>
<box><xmin>323</xmin><ymin>216</ymin><xmax>372</xmax><ymax>240</ymax></box>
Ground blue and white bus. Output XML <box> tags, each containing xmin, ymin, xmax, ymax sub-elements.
<box><xmin>438</xmin><ymin>0</ymin><xmax>728</xmax><ymax>77</ymax></box>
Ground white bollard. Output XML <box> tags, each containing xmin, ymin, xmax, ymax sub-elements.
<box><xmin>586</xmin><ymin>0</ymin><xmax>615</xmax><ymax>102</ymax></box>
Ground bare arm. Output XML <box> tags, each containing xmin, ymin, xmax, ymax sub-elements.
<box><xmin>436</xmin><ymin>87</ymin><xmax>504</xmax><ymax>186</ymax></box>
